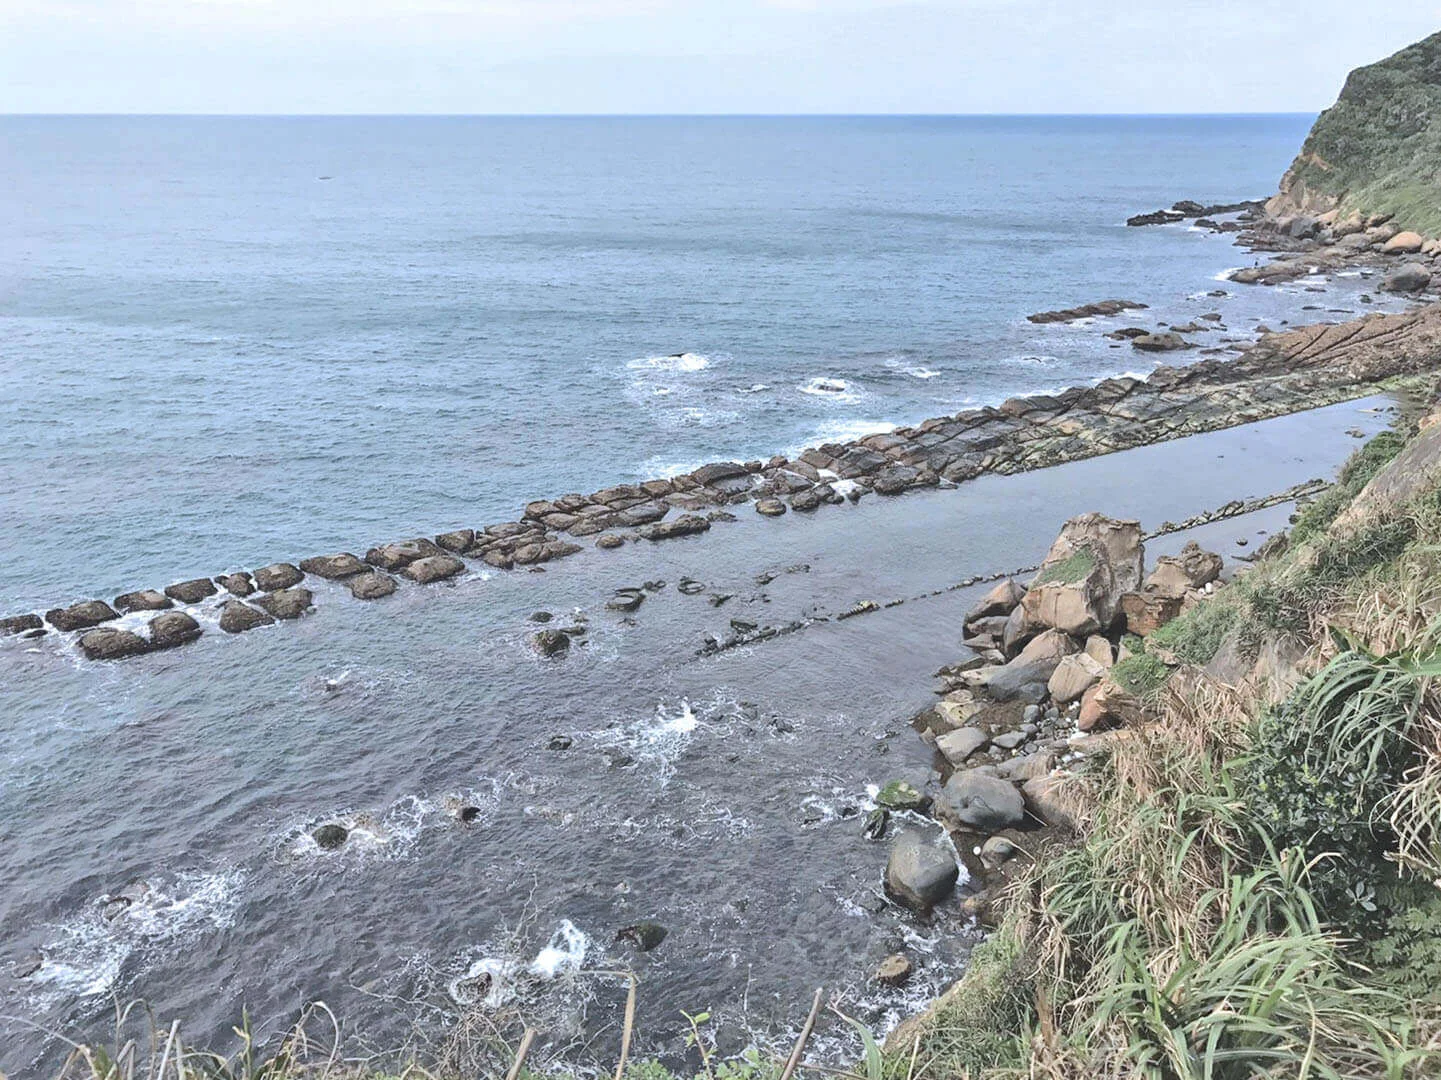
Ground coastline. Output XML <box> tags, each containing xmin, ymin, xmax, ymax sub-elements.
<box><xmin>6</xmin><ymin>281</ymin><xmax>1441</xmax><ymax>663</ymax></box>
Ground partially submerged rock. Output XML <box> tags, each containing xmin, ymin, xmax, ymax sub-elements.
<box><xmin>46</xmin><ymin>600</ymin><xmax>119</xmax><ymax>632</ymax></box>
<box><xmin>164</xmin><ymin>578</ymin><xmax>216</xmax><ymax>604</ymax></box>
<box><xmin>298</xmin><ymin>553</ymin><xmax>366</xmax><ymax>580</ymax></box>
<box><xmin>312</xmin><ymin>824</ymin><xmax>349</xmax><ymax>851</ymax></box>
<box><xmin>0</xmin><ymin>613</ymin><xmax>43</xmax><ymax>636</ymax></box>
<box><xmin>401</xmin><ymin>554</ymin><xmax>465</xmax><ymax>583</ymax></box>
<box><xmin>365</xmin><ymin>538</ymin><xmax>443</xmax><ymax>570</ymax></box>
<box><xmin>253</xmin><ymin>563</ymin><xmax>304</xmax><ymax>591</ymax></box>
<box><xmin>148</xmin><ymin>611</ymin><xmax>201</xmax><ymax>650</ymax></box>
<box><xmin>255</xmin><ymin>588</ymin><xmax>313</xmax><ymax>620</ymax></box>
<box><xmin>218</xmin><ymin>600</ymin><xmax>275</xmax><ymax>634</ymax></box>
<box><xmin>531</xmin><ymin>628</ymin><xmax>571</xmax><ymax>657</ymax></box>
<box><xmin>884</xmin><ymin>831</ymin><xmax>959</xmax><ymax>912</ymax></box>
<box><xmin>214</xmin><ymin>573</ymin><xmax>255</xmax><ymax>597</ymax></box>
<box><xmin>78</xmin><ymin>626</ymin><xmax>149</xmax><ymax>660</ymax></box>
<box><xmin>638</xmin><ymin>514</ymin><xmax>711</xmax><ymax>541</ymax></box>
<box><xmin>114</xmin><ymin>589</ymin><xmax>172</xmax><ymax>612</ymax></box>
<box><xmin>348</xmin><ymin>571</ymin><xmax>398</xmax><ymax>599</ymax></box>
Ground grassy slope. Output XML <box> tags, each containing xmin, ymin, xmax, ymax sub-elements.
<box><xmin>884</xmin><ymin>419</ymin><xmax>1441</xmax><ymax>1079</ymax></box>
<box><xmin>1281</xmin><ymin>30</ymin><xmax>1441</xmax><ymax>234</ymax></box>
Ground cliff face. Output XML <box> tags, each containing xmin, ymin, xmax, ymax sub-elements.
<box><xmin>1270</xmin><ymin>30</ymin><xmax>1441</xmax><ymax>233</ymax></box>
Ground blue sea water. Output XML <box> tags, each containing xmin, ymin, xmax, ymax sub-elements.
<box><xmin>0</xmin><ymin>114</ymin><xmax>1316</xmax><ymax>610</ymax></box>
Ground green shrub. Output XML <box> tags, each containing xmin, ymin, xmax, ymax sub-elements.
<box><xmin>1148</xmin><ymin>594</ymin><xmax>1239</xmax><ymax>665</ymax></box>
<box><xmin>1109</xmin><ymin>649</ymin><xmax>1171</xmax><ymax>699</ymax></box>
<box><xmin>1290</xmin><ymin>430</ymin><xmax>1406</xmax><ymax>545</ymax></box>
<box><xmin>1241</xmin><ymin>649</ymin><xmax>1421</xmax><ymax>934</ymax></box>
<box><xmin>1032</xmin><ymin>547</ymin><xmax>1096</xmax><ymax>587</ymax></box>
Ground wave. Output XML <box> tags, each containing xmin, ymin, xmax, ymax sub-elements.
<box><xmin>797</xmin><ymin>376</ymin><xmax>860</xmax><ymax>402</ymax></box>
<box><xmin>627</xmin><ymin>352</ymin><xmax>710</xmax><ymax>373</ymax></box>
<box><xmin>788</xmin><ymin>419</ymin><xmax>897</xmax><ymax>454</ymax></box>
<box><xmin>884</xmin><ymin>358</ymin><xmax>939</xmax><ymax>380</ymax></box>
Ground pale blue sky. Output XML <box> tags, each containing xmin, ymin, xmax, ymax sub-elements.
<box><xmin>1</xmin><ymin>1</ymin><xmax>1437</xmax><ymax>114</ymax></box>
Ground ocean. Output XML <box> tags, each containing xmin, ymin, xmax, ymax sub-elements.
<box><xmin>0</xmin><ymin>114</ymin><xmax>1317</xmax><ymax>611</ymax></box>
<box><xmin>0</xmin><ymin>114</ymin><xmax>1396</xmax><ymax>1075</ymax></box>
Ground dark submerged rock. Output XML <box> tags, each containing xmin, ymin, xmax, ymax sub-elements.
<box><xmin>148</xmin><ymin>611</ymin><xmax>202</xmax><ymax>650</ymax></box>
<box><xmin>46</xmin><ymin>600</ymin><xmax>119</xmax><ymax>632</ymax></box>
<box><xmin>617</xmin><ymin>921</ymin><xmax>668</xmax><ymax>951</ymax></box>
<box><xmin>164</xmin><ymin>578</ymin><xmax>216</xmax><ymax>604</ymax></box>
<box><xmin>114</xmin><ymin>589</ymin><xmax>172</xmax><ymax>612</ymax></box>
<box><xmin>312</xmin><ymin>824</ymin><xmax>349</xmax><ymax>851</ymax></box>
<box><xmin>253</xmin><ymin>563</ymin><xmax>304</xmax><ymax>591</ymax></box>
<box><xmin>218</xmin><ymin>600</ymin><xmax>275</xmax><ymax>633</ymax></box>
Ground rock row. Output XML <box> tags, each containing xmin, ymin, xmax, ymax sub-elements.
<box><xmin>4</xmin><ymin>302</ymin><xmax>1439</xmax><ymax>661</ymax></box>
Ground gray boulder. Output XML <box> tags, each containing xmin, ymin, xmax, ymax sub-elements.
<box><xmin>401</xmin><ymin>554</ymin><xmax>465</xmax><ymax>583</ymax></box>
<box><xmin>435</xmin><ymin>529</ymin><xmax>476</xmax><ymax>553</ymax></box>
<box><xmin>1381</xmin><ymin>262</ymin><xmax>1431</xmax><ymax>293</ymax></box>
<box><xmin>164</xmin><ymin>578</ymin><xmax>216</xmax><ymax>604</ymax></box>
<box><xmin>966</xmin><ymin>578</ymin><xmax>1024</xmax><ymax>623</ymax></box>
<box><xmin>639</xmin><ymin>514</ymin><xmax>711</xmax><ymax>541</ymax></box>
<box><xmin>348</xmin><ymin>571</ymin><xmax>398</xmax><ymax>599</ymax></box>
<box><xmin>253</xmin><ymin>563</ymin><xmax>304</xmax><ymax>591</ymax></box>
<box><xmin>365</xmin><ymin>538</ymin><xmax>443</xmax><ymax>570</ymax></box>
<box><xmin>214</xmin><ymin>573</ymin><xmax>255</xmax><ymax>597</ymax></box>
<box><xmin>935</xmin><ymin>727</ymin><xmax>989</xmax><ymax>766</ymax></box>
<box><xmin>78</xmin><ymin>627</ymin><xmax>149</xmax><ymax>660</ymax></box>
<box><xmin>218</xmin><ymin>600</ymin><xmax>275</xmax><ymax>633</ymax></box>
<box><xmin>148</xmin><ymin>611</ymin><xmax>201</xmax><ymax>650</ymax></box>
<box><xmin>298</xmin><ymin>553</ymin><xmax>366</xmax><ymax>579</ymax></box>
<box><xmin>114</xmin><ymin>589</ymin><xmax>172</xmax><ymax>612</ymax></box>
<box><xmin>255</xmin><ymin>587</ymin><xmax>313</xmax><ymax>620</ymax></box>
<box><xmin>884</xmin><ymin>831</ymin><xmax>959</xmax><ymax>912</ymax></box>
<box><xmin>979</xmin><ymin>660</ymin><xmax>1055</xmax><ymax>704</ymax></box>
<box><xmin>1131</xmin><ymin>332</ymin><xmax>1190</xmax><ymax>352</ymax></box>
<box><xmin>46</xmin><ymin>600</ymin><xmax>119</xmax><ymax>632</ymax></box>
<box><xmin>0</xmin><ymin>613</ymin><xmax>43</xmax><ymax>636</ymax></box>
<box><xmin>934</xmin><ymin>769</ymin><xmax>1026</xmax><ymax>832</ymax></box>
<box><xmin>531</xmin><ymin>628</ymin><xmax>571</xmax><ymax>657</ymax></box>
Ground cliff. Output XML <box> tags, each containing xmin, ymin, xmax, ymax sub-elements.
<box><xmin>1270</xmin><ymin>29</ymin><xmax>1441</xmax><ymax>233</ymax></box>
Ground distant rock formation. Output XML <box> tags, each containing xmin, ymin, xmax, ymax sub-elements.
<box><xmin>1269</xmin><ymin>31</ymin><xmax>1441</xmax><ymax>235</ymax></box>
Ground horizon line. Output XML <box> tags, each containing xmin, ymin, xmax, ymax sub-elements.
<box><xmin>0</xmin><ymin>110</ymin><xmax>1319</xmax><ymax>120</ymax></box>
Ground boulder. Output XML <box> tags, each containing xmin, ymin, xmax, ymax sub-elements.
<box><xmin>1022</xmin><ymin>513</ymin><xmax>1143</xmax><ymax>636</ymax></box>
<box><xmin>0</xmin><ymin>613</ymin><xmax>43</xmax><ymax>636</ymax></box>
<box><xmin>691</xmin><ymin>461</ymin><xmax>750</xmax><ymax>487</ymax></box>
<box><xmin>1381</xmin><ymin>263</ymin><xmax>1432</xmax><ymax>293</ymax></box>
<box><xmin>78</xmin><ymin>627</ymin><xmax>149</xmax><ymax>660</ymax></box>
<box><xmin>1047</xmin><ymin>652</ymin><xmax>1107</xmax><ymax>704</ymax></box>
<box><xmin>1001</xmin><ymin>603</ymin><xmax>1040</xmax><ymax>655</ymax></box>
<box><xmin>966</xmin><ymin>578</ymin><xmax>1024</xmax><ymax>623</ymax></box>
<box><xmin>617</xmin><ymin>922</ymin><xmax>668</xmax><ymax>952</ymax></box>
<box><xmin>1078</xmin><ymin>679</ymin><xmax>1145</xmax><ymax>732</ymax></box>
<box><xmin>993</xmin><ymin>749</ymin><xmax>1056</xmax><ymax>782</ymax></box>
<box><xmin>884</xmin><ymin>831</ymin><xmax>960</xmax><ymax>912</ymax></box>
<box><xmin>596</xmin><ymin>534</ymin><xmax>625</xmax><ymax>550</ymax></box>
<box><xmin>435</xmin><ymin>529</ymin><xmax>476</xmax><ymax>553</ymax></box>
<box><xmin>365</xmin><ymin>538</ymin><xmax>443</xmax><ymax>570</ymax></box>
<box><xmin>1146</xmin><ymin>542</ymin><xmax>1223</xmax><ymax>596</ymax></box>
<box><xmin>46</xmin><ymin>600</ymin><xmax>119</xmax><ymax>632</ymax></box>
<box><xmin>164</xmin><ymin>578</ymin><xmax>216</xmax><ymax>604</ymax></box>
<box><xmin>979</xmin><ymin>660</ymin><xmax>1054</xmax><ymax>704</ymax></box>
<box><xmin>1084</xmin><ymin>635</ymin><xmax>1114</xmax><ymax>667</ymax></box>
<box><xmin>114</xmin><ymin>589</ymin><xmax>172</xmax><ymax>612</ymax></box>
<box><xmin>933</xmin><ymin>770</ymin><xmax>1026</xmax><ymax>832</ymax></box>
<box><xmin>638</xmin><ymin>514</ymin><xmax>711</xmax><ymax>541</ymax></box>
<box><xmin>1015</xmin><ymin>628</ymin><xmax>1081</xmax><ymax>667</ymax></box>
<box><xmin>1383</xmin><ymin>230</ymin><xmax>1425</xmax><ymax>254</ymax></box>
<box><xmin>617</xmin><ymin>502</ymin><xmax>669</xmax><ymax>526</ymax></box>
<box><xmin>255</xmin><ymin>587</ymin><xmax>313</xmax><ymax>620</ymax></box>
<box><xmin>148</xmin><ymin>611</ymin><xmax>201</xmax><ymax>650</ymax></box>
<box><xmin>1131</xmin><ymin>332</ymin><xmax>1190</xmax><ymax>352</ymax></box>
<box><xmin>253</xmin><ymin>563</ymin><xmax>304</xmax><ymax>591</ymax></box>
<box><xmin>1120</xmin><ymin>590</ymin><xmax>1184</xmax><ymax>636</ymax></box>
<box><xmin>1022</xmin><ymin>775</ymin><xmax>1080</xmax><ymax>830</ymax></box>
<box><xmin>935</xmin><ymin>727</ymin><xmax>989</xmax><ymax>766</ymax></box>
<box><xmin>401</xmin><ymin>554</ymin><xmax>466</xmax><ymax>583</ymax></box>
<box><xmin>218</xmin><ymin>600</ymin><xmax>275</xmax><ymax>633</ymax></box>
<box><xmin>980</xmin><ymin>835</ymin><xmax>1019</xmax><ymax>869</ymax></box>
<box><xmin>298</xmin><ymin>553</ymin><xmax>366</xmax><ymax>579</ymax></box>
<box><xmin>531</xmin><ymin>628</ymin><xmax>571</xmax><ymax>657</ymax></box>
<box><xmin>755</xmin><ymin>498</ymin><xmax>787</xmax><ymax>517</ymax></box>
<box><xmin>214</xmin><ymin>573</ymin><xmax>255</xmax><ymax>597</ymax></box>
<box><xmin>348</xmin><ymin>571</ymin><xmax>398</xmax><ymax>599</ymax></box>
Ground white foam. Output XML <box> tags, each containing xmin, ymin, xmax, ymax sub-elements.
<box><xmin>884</xmin><ymin>359</ymin><xmax>939</xmax><ymax>380</ymax></box>
<box><xmin>528</xmin><ymin>920</ymin><xmax>589</xmax><ymax>978</ymax></box>
<box><xmin>27</xmin><ymin>870</ymin><xmax>243</xmax><ymax>1003</ymax></box>
<box><xmin>787</xmin><ymin>419</ymin><xmax>896</xmax><ymax>456</ymax></box>
<box><xmin>628</xmin><ymin>352</ymin><xmax>710</xmax><ymax>373</ymax></box>
<box><xmin>797</xmin><ymin>376</ymin><xmax>861</xmax><ymax>402</ymax></box>
<box><xmin>1215</xmin><ymin>267</ymin><xmax>1246</xmax><ymax>282</ymax></box>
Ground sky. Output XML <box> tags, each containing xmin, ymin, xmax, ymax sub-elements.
<box><xmin>1</xmin><ymin>1</ymin><xmax>1437</xmax><ymax>115</ymax></box>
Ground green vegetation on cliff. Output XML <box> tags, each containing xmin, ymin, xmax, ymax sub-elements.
<box><xmin>1278</xmin><ymin>30</ymin><xmax>1441</xmax><ymax>234</ymax></box>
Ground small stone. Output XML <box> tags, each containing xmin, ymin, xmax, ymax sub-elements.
<box><xmin>980</xmin><ymin>835</ymin><xmax>1019</xmax><ymax>869</ymax></box>
<box><xmin>596</xmin><ymin>534</ymin><xmax>625</xmax><ymax>549</ymax></box>
<box><xmin>874</xmin><ymin>953</ymin><xmax>913</xmax><ymax>986</ymax></box>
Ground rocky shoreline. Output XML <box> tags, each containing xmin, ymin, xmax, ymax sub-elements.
<box><xmin>5</xmin><ymin>291</ymin><xmax>1441</xmax><ymax>662</ymax></box>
